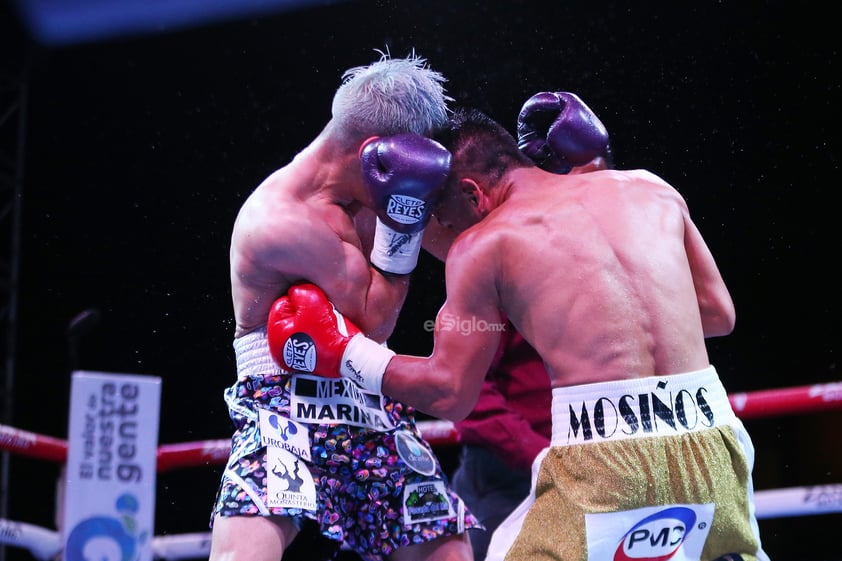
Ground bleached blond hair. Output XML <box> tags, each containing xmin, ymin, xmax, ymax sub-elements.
<box><xmin>330</xmin><ymin>49</ymin><xmax>452</xmax><ymax>143</ymax></box>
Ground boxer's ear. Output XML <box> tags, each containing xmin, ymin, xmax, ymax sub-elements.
<box><xmin>460</xmin><ymin>178</ymin><xmax>481</xmax><ymax>208</ymax></box>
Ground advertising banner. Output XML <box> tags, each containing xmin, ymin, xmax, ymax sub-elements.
<box><xmin>61</xmin><ymin>371</ymin><xmax>161</xmax><ymax>561</ymax></box>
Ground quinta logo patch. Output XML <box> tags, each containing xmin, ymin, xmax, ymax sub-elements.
<box><xmin>613</xmin><ymin>507</ymin><xmax>697</xmax><ymax>560</ymax></box>
<box><xmin>283</xmin><ymin>333</ymin><xmax>316</xmax><ymax>372</ymax></box>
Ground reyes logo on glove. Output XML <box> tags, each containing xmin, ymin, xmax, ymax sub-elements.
<box><xmin>282</xmin><ymin>333</ymin><xmax>317</xmax><ymax>373</ymax></box>
<box><xmin>386</xmin><ymin>194</ymin><xmax>426</xmax><ymax>225</ymax></box>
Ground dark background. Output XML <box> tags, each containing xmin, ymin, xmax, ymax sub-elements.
<box><xmin>1</xmin><ymin>0</ymin><xmax>840</xmax><ymax>559</ymax></box>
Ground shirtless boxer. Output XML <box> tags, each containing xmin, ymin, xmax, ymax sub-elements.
<box><xmin>208</xmin><ymin>52</ymin><xmax>479</xmax><ymax>561</ymax></box>
<box><xmin>267</xmin><ymin>103</ymin><xmax>770</xmax><ymax>560</ymax></box>
<box><xmin>440</xmin><ymin>92</ymin><xmax>611</xmax><ymax>560</ymax></box>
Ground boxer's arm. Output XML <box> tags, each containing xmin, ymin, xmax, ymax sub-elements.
<box><xmin>682</xmin><ymin>206</ymin><xmax>736</xmax><ymax>337</ymax></box>
<box><xmin>362</xmin><ymin>133</ymin><xmax>451</xmax><ymax>275</ymax></box>
<box><xmin>267</xmin><ymin>235</ymin><xmax>503</xmax><ymax>420</ymax></box>
<box><xmin>270</xmin><ymin>210</ymin><xmax>407</xmax><ymax>343</ymax></box>
<box><xmin>350</xmin><ymin>133</ymin><xmax>451</xmax><ymax>338</ymax></box>
<box><xmin>349</xmin><ymin>206</ymin><xmax>411</xmax><ymax>341</ymax></box>
<box><xmin>335</xmin><ymin>235</ymin><xmax>409</xmax><ymax>343</ymax></box>
<box><xmin>381</xmin><ymin>234</ymin><xmax>503</xmax><ymax>420</ymax></box>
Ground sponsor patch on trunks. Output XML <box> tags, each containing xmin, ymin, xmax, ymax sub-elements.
<box><xmin>258</xmin><ymin>409</ymin><xmax>311</xmax><ymax>461</ymax></box>
<box><xmin>395</xmin><ymin>429</ymin><xmax>437</xmax><ymax>475</ymax></box>
<box><xmin>585</xmin><ymin>503</ymin><xmax>714</xmax><ymax>560</ymax></box>
<box><xmin>266</xmin><ymin>447</ymin><xmax>317</xmax><ymax>511</ymax></box>
<box><xmin>289</xmin><ymin>375</ymin><xmax>396</xmax><ymax>430</ymax></box>
<box><xmin>402</xmin><ymin>480</ymin><xmax>454</xmax><ymax>524</ymax></box>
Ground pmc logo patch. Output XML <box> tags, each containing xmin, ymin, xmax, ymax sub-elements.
<box><xmin>614</xmin><ymin>507</ymin><xmax>698</xmax><ymax>560</ymax></box>
<box><xmin>283</xmin><ymin>333</ymin><xmax>316</xmax><ymax>372</ymax></box>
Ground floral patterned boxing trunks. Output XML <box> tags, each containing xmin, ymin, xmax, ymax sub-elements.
<box><xmin>211</xmin><ymin>329</ymin><xmax>480</xmax><ymax>561</ymax></box>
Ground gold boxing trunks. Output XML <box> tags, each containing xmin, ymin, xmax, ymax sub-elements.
<box><xmin>486</xmin><ymin>366</ymin><xmax>770</xmax><ymax>561</ymax></box>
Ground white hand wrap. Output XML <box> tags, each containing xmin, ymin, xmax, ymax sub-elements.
<box><xmin>370</xmin><ymin>217</ymin><xmax>424</xmax><ymax>275</ymax></box>
<box><xmin>339</xmin><ymin>333</ymin><xmax>395</xmax><ymax>394</ymax></box>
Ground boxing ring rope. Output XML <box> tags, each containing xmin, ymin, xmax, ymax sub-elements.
<box><xmin>2</xmin><ymin>380</ymin><xmax>841</xmax><ymax>560</ymax></box>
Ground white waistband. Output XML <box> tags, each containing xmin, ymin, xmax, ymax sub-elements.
<box><xmin>550</xmin><ymin>366</ymin><xmax>735</xmax><ymax>446</ymax></box>
<box><xmin>233</xmin><ymin>326</ymin><xmax>287</xmax><ymax>380</ymax></box>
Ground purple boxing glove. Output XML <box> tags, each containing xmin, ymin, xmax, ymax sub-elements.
<box><xmin>517</xmin><ymin>91</ymin><xmax>610</xmax><ymax>174</ymax></box>
<box><xmin>360</xmin><ymin>133</ymin><xmax>452</xmax><ymax>275</ymax></box>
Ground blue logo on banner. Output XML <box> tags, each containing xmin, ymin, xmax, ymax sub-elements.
<box><xmin>65</xmin><ymin>494</ymin><xmax>147</xmax><ymax>561</ymax></box>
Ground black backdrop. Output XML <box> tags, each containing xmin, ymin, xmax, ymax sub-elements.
<box><xmin>2</xmin><ymin>1</ymin><xmax>840</xmax><ymax>559</ymax></box>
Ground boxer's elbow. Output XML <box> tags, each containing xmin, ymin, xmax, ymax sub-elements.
<box><xmin>364</xmin><ymin>317</ymin><xmax>399</xmax><ymax>344</ymax></box>
<box><xmin>360</xmin><ymin>296</ymin><xmax>406</xmax><ymax>343</ymax></box>
<box><xmin>386</xmin><ymin>363</ymin><xmax>471</xmax><ymax>421</ymax></box>
<box><xmin>705</xmin><ymin>312</ymin><xmax>735</xmax><ymax>337</ymax></box>
<box><xmin>701</xmin><ymin>297</ymin><xmax>736</xmax><ymax>338</ymax></box>
<box><xmin>419</xmin><ymin>370</ymin><xmax>475</xmax><ymax>421</ymax></box>
<box><xmin>425</xmin><ymin>394</ymin><xmax>473</xmax><ymax>422</ymax></box>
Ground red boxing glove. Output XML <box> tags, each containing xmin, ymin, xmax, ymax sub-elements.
<box><xmin>267</xmin><ymin>283</ymin><xmax>394</xmax><ymax>393</ymax></box>
<box><xmin>267</xmin><ymin>283</ymin><xmax>357</xmax><ymax>377</ymax></box>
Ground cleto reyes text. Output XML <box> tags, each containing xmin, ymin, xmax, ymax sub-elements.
<box><xmin>386</xmin><ymin>195</ymin><xmax>425</xmax><ymax>224</ymax></box>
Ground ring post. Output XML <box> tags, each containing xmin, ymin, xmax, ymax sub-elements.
<box><xmin>60</xmin><ymin>371</ymin><xmax>161</xmax><ymax>561</ymax></box>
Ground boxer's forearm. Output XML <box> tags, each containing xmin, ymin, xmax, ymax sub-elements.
<box><xmin>381</xmin><ymin>355</ymin><xmax>476</xmax><ymax>421</ymax></box>
<box><xmin>361</xmin><ymin>270</ymin><xmax>410</xmax><ymax>343</ymax></box>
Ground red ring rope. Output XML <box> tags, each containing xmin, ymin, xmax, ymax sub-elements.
<box><xmin>2</xmin><ymin>380</ymin><xmax>841</xmax><ymax>471</ymax></box>
<box><xmin>0</xmin><ymin>425</ymin><xmax>68</xmax><ymax>463</ymax></box>
<box><xmin>728</xmin><ymin>380</ymin><xmax>842</xmax><ymax>419</ymax></box>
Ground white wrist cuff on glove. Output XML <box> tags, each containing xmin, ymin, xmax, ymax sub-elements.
<box><xmin>370</xmin><ymin>217</ymin><xmax>423</xmax><ymax>275</ymax></box>
<box><xmin>339</xmin><ymin>333</ymin><xmax>395</xmax><ymax>394</ymax></box>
